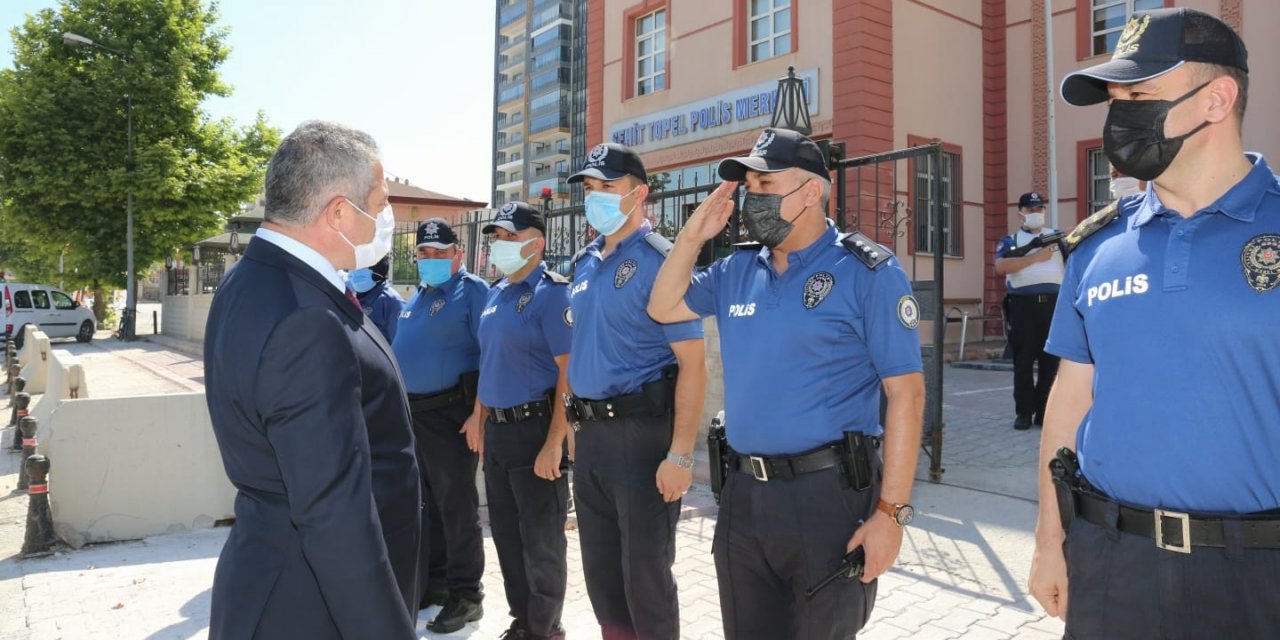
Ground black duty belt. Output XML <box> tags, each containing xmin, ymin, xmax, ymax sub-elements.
<box><xmin>490</xmin><ymin>399</ymin><xmax>552</xmax><ymax>425</ymax></box>
<box><xmin>730</xmin><ymin>445</ymin><xmax>844</xmax><ymax>482</ymax></box>
<box><xmin>1008</xmin><ymin>293</ymin><xmax>1057</xmax><ymax>304</ymax></box>
<box><xmin>408</xmin><ymin>386</ymin><xmax>467</xmax><ymax>413</ymax></box>
<box><xmin>1076</xmin><ymin>490</ymin><xmax>1280</xmax><ymax>552</ymax></box>
<box><xmin>568</xmin><ymin>391</ymin><xmax>651</xmax><ymax>422</ymax></box>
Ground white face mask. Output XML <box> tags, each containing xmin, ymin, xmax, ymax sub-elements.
<box><xmin>1110</xmin><ymin>176</ymin><xmax>1142</xmax><ymax>200</ymax></box>
<box><xmin>1021</xmin><ymin>212</ymin><xmax>1045</xmax><ymax>229</ymax></box>
<box><xmin>342</xmin><ymin>199</ymin><xmax>395</xmax><ymax>269</ymax></box>
<box><xmin>489</xmin><ymin>238</ymin><xmax>536</xmax><ymax>275</ymax></box>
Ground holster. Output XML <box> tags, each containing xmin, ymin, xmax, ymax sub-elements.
<box><xmin>841</xmin><ymin>432</ymin><xmax>874</xmax><ymax>492</ymax></box>
<box><xmin>1049</xmin><ymin>447</ymin><xmax>1081</xmax><ymax>531</ymax></box>
<box><xmin>641</xmin><ymin>364</ymin><xmax>679</xmax><ymax>417</ymax></box>
<box><xmin>459</xmin><ymin>370</ymin><xmax>479</xmax><ymax>408</ymax></box>
<box><xmin>708</xmin><ymin>422</ymin><xmax>728</xmax><ymax>503</ymax></box>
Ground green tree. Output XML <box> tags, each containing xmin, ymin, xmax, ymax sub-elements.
<box><xmin>0</xmin><ymin>0</ymin><xmax>279</xmax><ymax>322</ymax></box>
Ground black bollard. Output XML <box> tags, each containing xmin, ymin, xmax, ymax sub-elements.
<box><xmin>22</xmin><ymin>454</ymin><xmax>56</xmax><ymax>557</ymax></box>
<box><xmin>6</xmin><ymin>363</ymin><xmax>17</xmax><ymax>396</ymax></box>
<box><xmin>17</xmin><ymin>416</ymin><xmax>36</xmax><ymax>491</ymax></box>
<box><xmin>9</xmin><ymin>392</ymin><xmax>30</xmax><ymax>451</ymax></box>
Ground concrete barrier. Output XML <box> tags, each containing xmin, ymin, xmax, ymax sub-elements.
<box><xmin>18</xmin><ymin>331</ymin><xmax>50</xmax><ymax>394</ymax></box>
<box><xmin>15</xmin><ymin>324</ymin><xmax>39</xmax><ymax>368</ymax></box>
<box><xmin>32</xmin><ymin>350</ymin><xmax>87</xmax><ymax>454</ymax></box>
<box><xmin>46</xmin><ymin>392</ymin><xmax>235</xmax><ymax>548</ymax></box>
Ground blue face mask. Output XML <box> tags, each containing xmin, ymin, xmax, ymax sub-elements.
<box><xmin>584</xmin><ymin>186</ymin><xmax>639</xmax><ymax>236</ymax></box>
<box><xmin>417</xmin><ymin>258</ymin><xmax>454</xmax><ymax>287</ymax></box>
<box><xmin>489</xmin><ymin>238</ymin><xmax>536</xmax><ymax>275</ymax></box>
<box><xmin>347</xmin><ymin>268</ymin><xmax>376</xmax><ymax>293</ymax></box>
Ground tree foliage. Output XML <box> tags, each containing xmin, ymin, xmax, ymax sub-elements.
<box><xmin>0</xmin><ymin>0</ymin><xmax>279</xmax><ymax>290</ymax></box>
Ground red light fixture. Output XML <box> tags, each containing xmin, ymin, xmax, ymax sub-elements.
<box><xmin>541</xmin><ymin>187</ymin><xmax>553</xmax><ymax>198</ymax></box>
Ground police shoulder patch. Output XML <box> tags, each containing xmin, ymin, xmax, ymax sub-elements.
<box><xmin>428</xmin><ymin>298</ymin><xmax>447</xmax><ymax>316</ymax></box>
<box><xmin>1062</xmin><ymin>202</ymin><xmax>1120</xmax><ymax>258</ymax></box>
<box><xmin>516</xmin><ymin>291</ymin><xmax>534</xmax><ymax>312</ymax></box>
<box><xmin>1241</xmin><ymin>233</ymin><xmax>1280</xmax><ymax>293</ymax></box>
<box><xmin>838</xmin><ymin>232</ymin><xmax>891</xmax><ymax>269</ymax></box>
<box><xmin>615</xmin><ymin>259</ymin><xmax>638</xmax><ymax>288</ymax></box>
<box><xmin>563</xmin><ymin>306</ymin><xmax>574</xmax><ymax>326</ymax></box>
<box><xmin>802</xmin><ymin>272</ymin><xmax>835</xmax><ymax>309</ymax></box>
<box><xmin>897</xmin><ymin>295</ymin><xmax>920</xmax><ymax>329</ymax></box>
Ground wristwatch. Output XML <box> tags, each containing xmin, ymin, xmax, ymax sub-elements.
<box><xmin>666</xmin><ymin>451</ymin><xmax>695</xmax><ymax>470</ymax></box>
<box><xmin>876</xmin><ymin>499</ymin><xmax>915</xmax><ymax>527</ymax></box>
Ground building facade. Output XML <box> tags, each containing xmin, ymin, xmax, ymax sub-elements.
<box><xmin>585</xmin><ymin>0</ymin><xmax>1279</xmax><ymax>327</ymax></box>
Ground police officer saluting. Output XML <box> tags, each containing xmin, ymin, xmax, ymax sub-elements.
<box><xmin>469</xmin><ymin>202</ymin><xmax>572</xmax><ymax>640</ymax></box>
<box><xmin>1030</xmin><ymin>9</ymin><xmax>1280</xmax><ymax>637</ymax></box>
<box><xmin>565</xmin><ymin>143</ymin><xmax>707</xmax><ymax>640</ymax></box>
<box><xmin>347</xmin><ymin>253</ymin><xmax>404</xmax><ymax>341</ymax></box>
<box><xmin>390</xmin><ymin>218</ymin><xmax>488</xmax><ymax>631</ymax></box>
<box><xmin>649</xmin><ymin>128</ymin><xmax>925</xmax><ymax>639</ymax></box>
<box><xmin>994</xmin><ymin>191</ymin><xmax>1063</xmax><ymax>430</ymax></box>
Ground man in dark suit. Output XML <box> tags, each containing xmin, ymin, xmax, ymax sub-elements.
<box><xmin>204</xmin><ymin>120</ymin><xmax>421</xmax><ymax>639</ymax></box>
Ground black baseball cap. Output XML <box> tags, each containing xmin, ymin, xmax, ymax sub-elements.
<box><xmin>483</xmin><ymin>201</ymin><xmax>546</xmax><ymax>235</ymax></box>
<box><xmin>568</xmin><ymin>143</ymin><xmax>648</xmax><ymax>184</ymax></box>
<box><xmin>416</xmin><ymin>218</ymin><xmax>457</xmax><ymax>249</ymax></box>
<box><xmin>1019</xmin><ymin>192</ymin><xmax>1046</xmax><ymax>209</ymax></box>
<box><xmin>717</xmin><ymin>128</ymin><xmax>829</xmax><ymax>181</ymax></box>
<box><xmin>1061</xmin><ymin>8</ymin><xmax>1248</xmax><ymax>107</ymax></box>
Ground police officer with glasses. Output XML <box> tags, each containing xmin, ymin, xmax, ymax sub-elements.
<box><xmin>649</xmin><ymin>128</ymin><xmax>925</xmax><ymax>639</ymax></box>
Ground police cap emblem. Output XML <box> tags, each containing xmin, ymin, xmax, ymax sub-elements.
<box><xmin>897</xmin><ymin>295</ymin><xmax>920</xmax><ymax>329</ymax></box>
<box><xmin>498</xmin><ymin>203</ymin><xmax>517</xmax><ymax>220</ymax></box>
<box><xmin>516</xmin><ymin>291</ymin><xmax>534</xmax><ymax>312</ymax></box>
<box><xmin>428</xmin><ymin>298</ymin><xmax>447</xmax><ymax>316</ymax></box>
<box><xmin>802</xmin><ymin>272</ymin><xmax>834</xmax><ymax>309</ymax></box>
<box><xmin>588</xmin><ymin>144</ymin><xmax>609</xmax><ymax>166</ymax></box>
<box><xmin>751</xmin><ymin>131</ymin><xmax>775</xmax><ymax>157</ymax></box>
<box><xmin>1241</xmin><ymin>234</ymin><xmax>1280</xmax><ymax>293</ymax></box>
<box><xmin>615</xmin><ymin>259</ymin><xmax>638</xmax><ymax>289</ymax></box>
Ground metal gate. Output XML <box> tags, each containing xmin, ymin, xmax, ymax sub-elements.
<box><xmin>835</xmin><ymin>142</ymin><xmax>947</xmax><ymax>482</ymax></box>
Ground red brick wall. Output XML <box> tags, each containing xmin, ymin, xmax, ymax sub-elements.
<box><xmin>586</xmin><ymin>0</ymin><xmax>605</xmax><ymax>147</ymax></box>
<box><xmin>982</xmin><ymin>0</ymin><xmax>1008</xmax><ymax>331</ymax></box>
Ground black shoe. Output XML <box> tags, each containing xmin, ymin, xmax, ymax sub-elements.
<box><xmin>418</xmin><ymin>588</ymin><xmax>449</xmax><ymax>610</ymax></box>
<box><xmin>426</xmin><ymin>596</ymin><xmax>483</xmax><ymax>633</ymax></box>
<box><xmin>1013</xmin><ymin>414</ymin><xmax>1032</xmax><ymax>430</ymax></box>
<box><xmin>1033</xmin><ymin>413</ymin><xmax>1045</xmax><ymax>427</ymax></box>
<box><xmin>499</xmin><ymin>620</ymin><xmax>527</xmax><ymax>639</ymax></box>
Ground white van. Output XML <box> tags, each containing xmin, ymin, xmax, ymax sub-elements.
<box><xmin>2</xmin><ymin>283</ymin><xmax>97</xmax><ymax>347</ymax></box>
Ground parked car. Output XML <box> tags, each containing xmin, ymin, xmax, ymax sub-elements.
<box><xmin>2</xmin><ymin>283</ymin><xmax>97</xmax><ymax>348</ymax></box>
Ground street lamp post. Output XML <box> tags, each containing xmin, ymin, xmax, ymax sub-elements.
<box><xmin>61</xmin><ymin>32</ymin><xmax>136</xmax><ymax>340</ymax></box>
<box><xmin>770</xmin><ymin>66</ymin><xmax>846</xmax><ymax>226</ymax></box>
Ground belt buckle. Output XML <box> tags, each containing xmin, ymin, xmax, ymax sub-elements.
<box><xmin>749</xmin><ymin>456</ymin><xmax>770</xmax><ymax>482</ymax></box>
<box><xmin>1153</xmin><ymin>508</ymin><xmax>1192</xmax><ymax>554</ymax></box>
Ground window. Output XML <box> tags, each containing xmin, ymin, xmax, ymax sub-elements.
<box><xmin>914</xmin><ymin>151</ymin><xmax>964</xmax><ymax>257</ymax></box>
<box><xmin>13</xmin><ymin>291</ymin><xmax>31</xmax><ymax>309</ymax></box>
<box><xmin>1085</xmin><ymin>147</ymin><xmax>1112</xmax><ymax>214</ymax></box>
<box><xmin>1090</xmin><ymin>0</ymin><xmax>1165</xmax><ymax>56</ymax></box>
<box><xmin>52</xmin><ymin>291</ymin><xmax>76</xmax><ymax>310</ymax></box>
<box><xmin>748</xmin><ymin>0</ymin><xmax>792</xmax><ymax>63</ymax></box>
<box><xmin>30</xmin><ymin>290</ymin><xmax>50</xmax><ymax>310</ymax></box>
<box><xmin>635</xmin><ymin>9</ymin><xmax>666</xmax><ymax>96</ymax></box>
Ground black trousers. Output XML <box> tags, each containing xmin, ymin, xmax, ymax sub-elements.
<box><xmin>574</xmin><ymin>413</ymin><xmax>682</xmax><ymax>640</ymax></box>
<box><xmin>412</xmin><ymin>402</ymin><xmax>485</xmax><ymax>604</ymax></box>
<box><xmin>1006</xmin><ymin>294</ymin><xmax>1060</xmax><ymax>417</ymax></box>
<box><xmin>714</xmin><ymin>453</ymin><xmax>882</xmax><ymax>639</ymax></box>
<box><xmin>1064</xmin><ymin>517</ymin><xmax>1280</xmax><ymax>638</ymax></box>
<box><xmin>484</xmin><ymin>414</ymin><xmax>569</xmax><ymax>637</ymax></box>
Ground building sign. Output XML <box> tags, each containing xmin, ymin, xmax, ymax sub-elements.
<box><xmin>608</xmin><ymin>68</ymin><xmax>820</xmax><ymax>154</ymax></box>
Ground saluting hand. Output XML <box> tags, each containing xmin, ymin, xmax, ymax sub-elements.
<box><xmin>679</xmin><ymin>181</ymin><xmax>738</xmax><ymax>245</ymax></box>
<box><xmin>846</xmin><ymin>511</ymin><xmax>904</xmax><ymax>583</ymax></box>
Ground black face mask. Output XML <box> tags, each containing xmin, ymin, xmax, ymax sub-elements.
<box><xmin>1103</xmin><ymin>81</ymin><xmax>1212</xmax><ymax>181</ymax></box>
<box><xmin>741</xmin><ymin>180</ymin><xmax>811</xmax><ymax>248</ymax></box>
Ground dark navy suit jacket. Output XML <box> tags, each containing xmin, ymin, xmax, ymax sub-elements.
<box><xmin>204</xmin><ymin>236</ymin><xmax>421</xmax><ymax>639</ymax></box>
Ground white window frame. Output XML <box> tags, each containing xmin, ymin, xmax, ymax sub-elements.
<box><xmin>1091</xmin><ymin>0</ymin><xmax>1165</xmax><ymax>56</ymax></box>
<box><xmin>748</xmin><ymin>0</ymin><xmax>792</xmax><ymax>63</ymax></box>
<box><xmin>635</xmin><ymin>9</ymin><xmax>666</xmax><ymax>96</ymax></box>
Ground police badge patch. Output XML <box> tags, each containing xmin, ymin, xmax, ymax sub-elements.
<box><xmin>802</xmin><ymin>272</ymin><xmax>834</xmax><ymax>309</ymax></box>
<box><xmin>428</xmin><ymin>298</ymin><xmax>447</xmax><ymax>316</ymax></box>
<box><xmin>516</xmin><ymin>291</ymin><xmax>534</xmax><ymax>312</ymax></box>
<box><xmin>1241</xmin><ymin>234</ymin><xmax>1280</xmax><ymax>293</ymax></box>
<box><xmin>615</xmin><ymin>259</ymin><xmax>638</xmax><ymax>288</ymax></box>
<box><xmin>897</xmin><ymin>295</ymin><xmax>920</xmax><ymax>329</ymax></box>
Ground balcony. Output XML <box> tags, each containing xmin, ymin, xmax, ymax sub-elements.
<box><xmin>499</xmin><ymin>53</ymin><xmax>525</xmax><ymax>71</ymax></box>
<box><xmin>497</xmin><ymin>83</ymin><xmax>524</xmax><ymax>106</ymax></box>
<box><xmin>498</xmin><ymin>153</ymin><xmax>523</xmax><ymax>171</ymax></box>
<box><xmin>529</xmin><ymin>141</ymin><xmax>570</xmax><ymax>161</ymax></box>
<box><xmin>499</xmin><ymin>2</ymin><xmax>526</xmax><ymax>28</ymax></box>
<box><xmin>529</xmin><ymin>110</ymin><xmax>568</xmax><ymax>135</ymax></box>
<box><xmin>499</xmin><ymin>34</ymin><xmax>526</xmax><ymax>53</ymax></box>
<box><xmin>528</xmin><ymin>176</ymin><xmax>567</xmax><ymax>198</ymax></box>
<box><xmin>496</xmin><ymin>132</ymin><xmax>524</xmax><ymax>149</ymax></box>
<box><xmin>530</xmin><ymin>2</ymin><xmax>570</xmax><ymax>31</ymax></box>
<box><xmin>497</xmin><ymin>112</ymin><xmax>525</xmax><ymax>130</ymax></box>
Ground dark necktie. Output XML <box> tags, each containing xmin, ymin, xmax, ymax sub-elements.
<box><xmin>345</xmin><ymin>287</ymin><xmax>362</xmax><ymax>311</ymax></box>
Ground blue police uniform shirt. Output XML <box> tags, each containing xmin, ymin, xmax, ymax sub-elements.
<box><xmin>476</xmin><ymin>262</ymin><xmax>573</xmax><ymax>409</ymax></box>
<box><xmin>391</xmin><ymin>267</ymin><xmax>489</xmax><ymax>395</ymax></box>
<box><xmin>684</xmin><ymin>221</ymin><xmax>923</xmax><ymax>456</ymax></box>
<box><xmin>1046</xmin><ymin>154</ymin><xmax>1280</xmax><ymax>514</ymax></box>
<box><xmin>356</xmin><ymin>281</ymin><xmax>404</xmax><ymax>342</ymax></box>
<box><xmin>568</xmin><ymin>222</ymin><xmax>704</xmax><ymax>399</ymax></box>
<box><xmin>995</xmin><ymin>233</ymin><xmax>1063</xmax><ymax>295</ymax></box>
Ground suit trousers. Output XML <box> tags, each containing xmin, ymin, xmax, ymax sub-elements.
<box><xmin>574</xmin><ymin>413</ymin><xmax>682</xmax><ymax>640</ymax></box>
<box><xmin>484</xmin><ymin>414</ymin><xmax>569</xmax><ymax>637</ymax></box>
<box><xmin>412</xmin><ymin>402</ymin><xmax>485</xmax><ymax>604</ymax></box>
<box><xmin>1006</xmin><ymin>294</ymin><xmax>1060</xmax><ymax>418</ymax></box>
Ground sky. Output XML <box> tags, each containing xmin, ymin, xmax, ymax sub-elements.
<box><xmin>0</xmin><ymin>0</ymin><xmax>497</xmax><ymax>204</ymax></box>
